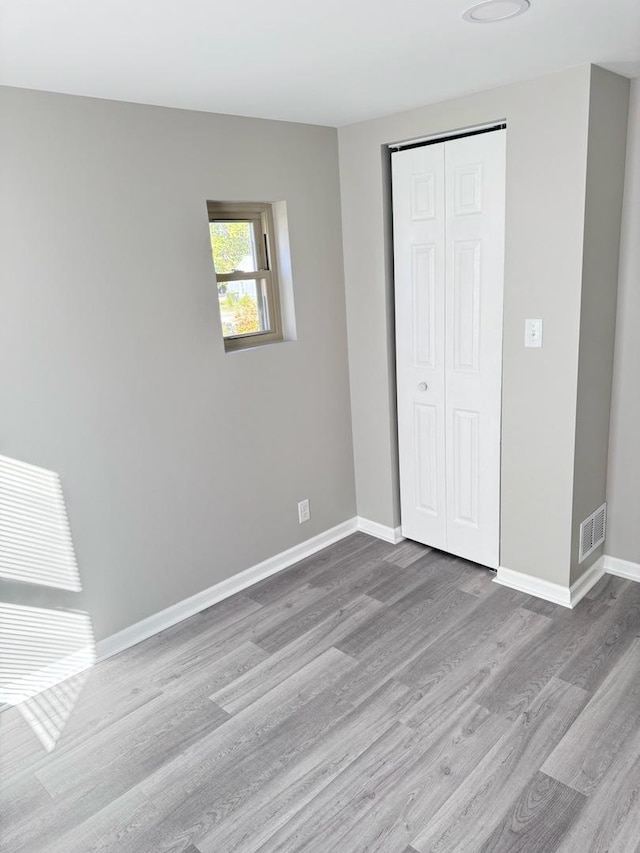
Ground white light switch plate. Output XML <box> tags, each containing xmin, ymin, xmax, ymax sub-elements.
<box><xmin>525</xmin><ymin>318</ymin><xmax>543</xmax><ymax>348</ymax></box>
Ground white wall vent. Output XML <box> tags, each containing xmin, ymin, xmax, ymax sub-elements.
<box><xmin>579</xmin><ymin>502</ymin><xmax>607</xmax><ymax>563</ymax></box>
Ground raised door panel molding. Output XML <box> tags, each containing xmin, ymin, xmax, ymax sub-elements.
<box><xmin>453</xmin><ymin>409</ymin><xmax>480</xmax><ymax>527</ymax></box>
<box><xmin>410</xmin><ymin>172</ymin><xmax>436</xmax><ymax>220</ymax></box>
<box><xmin>453</xmin><ymin>239</ymin><xmax>481</xmax><ymax>373</ymax></box>
<box><xmin>454</xmin><ymin>163</ymin><xmax>483</xmax><ymax>215</ymax></box>
<box><xmin>411</xmin><ymin>243</ymin><xmax>437</xmax><ymax>368</ymax></box>
<box><xmin>415</xmin><ymin>403</ymin><xmax>439</xmax><ymax>515</ymax></box>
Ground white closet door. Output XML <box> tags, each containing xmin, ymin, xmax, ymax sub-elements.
<box><xmin>392</xmin><ymin>129</ymin><xmax>505</xmax><ymax>569</ymax></box>
<box><xmin>444</xmin><ymin>131</ymin><xmax>505</xmax><ymax>568</ymax></box>
<box><xmin>392</xmin><ymin>143</ymin><xmax>447</xmax><ymax>550</ymax></box>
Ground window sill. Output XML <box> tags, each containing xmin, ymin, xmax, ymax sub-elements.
<box><xmin>223</xmin><ymin>334</ymin><xmax>287</xmax><ymax>353</ymax></box>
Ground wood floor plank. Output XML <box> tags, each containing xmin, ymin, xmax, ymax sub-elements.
<box><xmin>476</xmin><ymin>772</ymin><xmax>586</xmax><ymax>853</ymax></box>
<box><xmin>395</xmin><ymin>585</ymin><xmax>534</xmax><ymax>691</ymax></box>
<box><xmin>139</xmin><ymin>680</ymin><xmax>412</xmax><ymax>853</ymax></box>
<box><xmin>105</xmin><ymin>591</ymin><xmax>263</xmax><ymax>674</ymax></box>
<box><xmin>2</xmin><ymin>784</ymin><xmax>147</xmax><ymax>853</ymax></box>
<box><xmin>31</xmin><ymin>592</ymin><xmax>264</xmax><ymax>760</ymax></box>
<box><xmin>556</xmin><ymin>580</ymin><xmax>640</xmax><ymax>692</ymax></box>
<box><xmin>365</xmin><ymin>551</ymin><xmax>467</xmax><ymax>606</ymax></box>
<box><xmin>350</xmin><ymin>552</ymin><xmax>437</xmax><ymax>604</ymax></box>
<box><xmin>296</xmin><ymin>702</ymin><xmax>506</xmax><ymax>853</ymax></box>
<box><xmin>140</xmin><ymin>646</ymin><xmax>358</xmax><ymax>814</ymax></box>
<box><xmin>30</xmin><ymin>649</ymin><xmax>270</xmax><ymax>796</ymax></box>
<box><xmin>411</xmin><ymin>677</ymin><xmax>588</xmax><ymax>853</ymax></box>
<box><xmin>308</xmin><ymin>539</ymin><xmax>396</xmax><ymax>589</ymax></box>
<box><xmin>159</xmin><ymin>639</ymin><xmax>270</xmax><ymax>699</ymax></box>
<box><xmin>0</xmin><ymin>766</ymin><xmax>52</xmax><ymax>831</ymax></box>
<box><xmin>0</xmin><ymin>702</ymin><xmax>57</xmax><ymax>778</ymax></box>
<box><xmin>4</xmin><ymin>535</ymin><xmax>640</xmax><ymax>853</ymax></box>
<box><xmin>9</xmin><ymin>698</ymin><xmax>228</xmax><ymax>851</ymax></box>
<box><xmin>542</xmin><ymin>637</ymin><xmax>640</xmax><ymax>795</ymax></box>
<box><xmin>457</xmin><ymin>566</ymin><xmax>496</xmax><ymax>598</ymax></box>
<box><xmin>35</xmin><ymin>789</ymin><xmax>162</xmax><ymax>853</ymax></box>
<box><xmin>585</xmin><ymin>572</ymin><xmax>630</xmax><ymax>603</ymax></box>
<box><xmin>554</xmin><ymin>725</ymin><xmax>640</xmax><ymax>853</ymax></box>
<box><xmin>192</xmin><ymin>681</ymin><xmax>413</xmax><ymax>853</ymax></box>
<box><xmin>338</xmin><ymin>586</ymin><xmax>478</xmax><ymax>668</ymax></box>
<box><xmin>382</xmin><ymin>540</ymin><xmax>432</xmax><ymax>568</ymax></box>
<box><xmin>190</xmin><ymin>582</ymin><xmax>327</xmax><ymax>656</ymax></box>
<box><xmin>519</xmin><ymin>594</ymin><xmax>569</xmax><ymax>618</ymax></box>
<box><xmin>245</xmin><ymin>534</ymin><xmax>386</xmax><ymax>605</ymax></box>
<box><xmin>399</xmin><ymin>606</ymin><xmax>550</xmax><ymax>729</ymax></box>
<box><xmin>335</xmin><ymin>574</ymin><xmax>441</xmax><ymax>658</ymax></box>
<box><xmin>87</xmin><ymin>582</ymin><xmax>313</xmax><ymax>711</ymax></box>
<box><xmin>35</xmin><ymin>685</ymin><xmax>229</xmax><ymax>800</ymax></box>
<box><xmin>104</xmin><ymin>813</ymin><xmax>202</xmax><ymax>853</ymax></box>
<box><xmin>475</xmin><ymin>586</ymin><xmax>630</xmax><ymax>720</ymax></box>
<box><xmin>7</xmin><ymin>649</ymin><xmax>354</xmax><ymax>853</ymax></box>
<box><xmin>250</xmin><ymin>721</ymin><xmax>422</xmax><ymax>853</ymax></box>
<box><xmin>254</xmin><ymin>558</ymin><xmax>398</xmax><ymax>653</ymax></box>
<box><xmin>210</xmin><ymin>595</ymin><xmax>380</xmax><ymax>714</ymax></box>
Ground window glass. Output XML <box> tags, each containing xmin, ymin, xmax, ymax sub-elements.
<box><xmin>209</xmin><ymin>221</ymin><xmax>258</xmax><ymax>275</ymax></box>
<box><xmin>218</xmin><ymin>278</ymin><xmax>270</xmax><ymax>337</ymax></box>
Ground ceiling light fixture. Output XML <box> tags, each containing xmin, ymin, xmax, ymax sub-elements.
<box><xmin>462</xmin><ymin>0</ymin><xmax>530</xmax><ymax>23</ymax></box>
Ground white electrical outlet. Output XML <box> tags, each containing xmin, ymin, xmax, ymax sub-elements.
<box><xmin>298</xmin><ymin>499</ymin><xmax>310</xmax><ymax>524</ymax></box>
<box><xmin>525</xmin><ymin>318</ymin><xmax>543</xmax><ymax>348</ymax></box>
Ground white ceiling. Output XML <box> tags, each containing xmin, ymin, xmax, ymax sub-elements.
<box><xmin>1</xmin><ymin>0</ymin><xmax>638</xmax><ymax>126</ymax></box>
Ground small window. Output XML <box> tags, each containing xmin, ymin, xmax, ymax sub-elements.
<box><xmin>207</xmin><ymin>201</ymin><xmax>283</xmax><ymax>351</ymax></box>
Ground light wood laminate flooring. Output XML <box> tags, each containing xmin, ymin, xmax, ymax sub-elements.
<box><xmin>2</xmin><ymin>533</ymin><xmax>640</xmax><ymax>852</ymax></box>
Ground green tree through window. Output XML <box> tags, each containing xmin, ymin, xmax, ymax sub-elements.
<box><xmin>209</xmin><ymin>222</ymin><xmax>252</xmax><ymax>276</ymax></box>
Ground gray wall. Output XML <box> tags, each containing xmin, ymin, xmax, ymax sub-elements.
<box><xmin>339</xmin><ymin>66</ymin><xmax>594</xmax><ymax>586</ymax></box>
<box><xmin>570</xmin><ymin>67</ymin><xmax>630</xmax><ymax>583</ymax></box>
<box><xmin>0</xmin><ymin>87</ymin><xmax>356</xmax><ymax>641</ymax></box>
<box><xmin>607</xmin><ymin>78</ymin><xmax>640</xmax><ymax>565</ymax></box>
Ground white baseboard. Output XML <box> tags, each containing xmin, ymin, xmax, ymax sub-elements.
<box><xmin>356</xmin><ymin>516</ymin><xmax>405</xmax><ymax>545</ymax></box>
<box><xmin>95</xmin><ymin>513</ymin><xmax>405</xmax><ymax>663</ymax></box>
<box><xmin>605</xmin><ymin>555</ymin><xmax>640</xmax><ymax>582</ymax></box>
<box><xmin>494</xmin><ymin>566</ymin><xmax>573</xmax><ymax>607</ymax></box>
<box><xmin>494</xmin><ymin>556</ymin><xmax>605</xmax><ymax>609</ymax></box>
<box><xmin>570</xmin><ymin>556</ymin><xmax>606</xmax><ymax>606</ymax></box>
<box><xmin>96</xmin><ymin>517</ymin><xmax>358</xmax><ymax>662</ymax></box>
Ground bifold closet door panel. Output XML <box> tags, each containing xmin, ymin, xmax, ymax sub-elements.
<box><xmin>392</xmin><ymin>143</ymin><xmax>447</xmax><ymax>550</ymax></box>
<box><xmin>392</xmin><ymin>129</ymin><xmax>506</xmax><ymax>568</ymax></box>
<box><xmin>444</xmin><ymin>130</ymin><xmax>506</xmax><ymax>568</ymax></box>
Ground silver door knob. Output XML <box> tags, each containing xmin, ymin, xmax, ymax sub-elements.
<box><xmin>418</xmin><ymin>382</ymin><xmax>428</xmax><ymax>392</ymax></box>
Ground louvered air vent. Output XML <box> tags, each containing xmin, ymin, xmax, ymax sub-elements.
<box><xmin>579</xmin><ymin>502</ymin><xmax>607</xmax><ymax>563</ymax></box>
